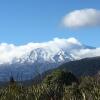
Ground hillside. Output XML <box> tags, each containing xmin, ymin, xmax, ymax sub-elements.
<box><xmin>58</xmin><ymin>56</ymin><xmax>100</xmax><ymax>76</ymax></box>
<box><xmin>32</xmin><ymin>56</ymin><xmax>100</xmax><ymax>83</ymax></box>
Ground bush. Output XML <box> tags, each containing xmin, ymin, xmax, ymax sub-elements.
<box><xmin>43</xmin><ymin>69</ymin><xmax>78</xmax><ymax>86</ymax></box>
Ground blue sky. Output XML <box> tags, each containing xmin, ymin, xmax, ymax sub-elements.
<box><xmin>0</xmin><ymin>0</ymin><xmax>100</xmax><ymax>47</ymax></box>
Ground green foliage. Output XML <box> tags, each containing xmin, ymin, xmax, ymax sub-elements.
<box><xmin>43</xmin><ymin>69</ymin><xmax>78</xmax><ymax>87</ymax></box>
<box><xmin>0</xmin><ymin>71</ymin><xmax>100</xmax><ymax>100</ymax></box>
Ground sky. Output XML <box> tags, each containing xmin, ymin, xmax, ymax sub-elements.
<box><xmin>0</xmin><ymin>0</ymin><xmax>100</xmax><ymax>47</ymax></box>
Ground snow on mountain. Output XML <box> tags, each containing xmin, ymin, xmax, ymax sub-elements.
<box><xmin>0</xmin><ymin>37</ymin><xmax>99</xmax><ymax>81</ymax></box>
<box><xmin>0</xmin><ymin>37</ymin><xmax>81</xmax><ymax>64</ymax></box>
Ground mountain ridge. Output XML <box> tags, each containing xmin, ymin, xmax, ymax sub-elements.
<box><xmin>0</xmin><ymin>37</ymin><xmax>99</xmax><ymax>81</ymax></box>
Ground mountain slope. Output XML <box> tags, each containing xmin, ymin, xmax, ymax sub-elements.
<box><xmin>58</xmin><ymin>56</ymin><xmax>100</xmax><ymax>76</ymax></box>
<box><xmin>0</xmin><ymin>37</ymin><xmax>99</xmax><ymax>81</ymax></box>
<box><xmin>32</xmin><ymin>56</ymin><xmax>100</xmax><ymax>84</ymax></box>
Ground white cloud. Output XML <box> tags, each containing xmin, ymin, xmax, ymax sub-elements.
<box><xmin>73</xmin><ymin>48</ymin><xmax>100</xmax><ymax>59</ymax></box>
<box><xmin>0</xmin><ymin>37</ymin><xmax>100</xmax><ymax>64</ymax></box>
<box><xmin>62</xmin><ymin>8</ymin><xmax>100</xmax><ymax>28</ymax></box>
<box><xmin>0</xmin><ymin>37</ymin><xmax>81</xmax><ymax>64</ymax></box>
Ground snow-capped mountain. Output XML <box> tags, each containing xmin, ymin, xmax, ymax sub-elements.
<box><xmin>0</xmin><ymin>37</ymin><xmax>99</xmax><ymax>81</ymax></box>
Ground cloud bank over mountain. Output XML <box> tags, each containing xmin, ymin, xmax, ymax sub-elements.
<box><xmin>0</xmin><ymin>37</ymin><xmax>100</xmax><ymax>64</ymax></box>
<box><xmin>73</xmin><ymin>48</ymin><xmax>100</xmax><ymax>59</ymax></box>
<box><xmin>0</xmin><ymin>37</ymin><xmax>81</xmax><ymax>64</ymax></box>
<box><xmin>62</xmin><ymin>8</ymin><xmax>100</xmax><ymax>28</ymax></box>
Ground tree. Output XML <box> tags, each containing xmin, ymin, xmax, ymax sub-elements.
<box><xmin>43</xmin><ymin>69</ymin><xmax>78</xmax><ymax>86</ymax></box>
<box><xmin>9</xmin><ymin>76</ymin><xmax>15</xmax><ymax>84</ymax></box>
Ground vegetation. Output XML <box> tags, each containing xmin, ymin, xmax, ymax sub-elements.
<box><xmin>0</xmin><ymin>69</ymin><xmax>100</xmax><ymax>100</ymax></box>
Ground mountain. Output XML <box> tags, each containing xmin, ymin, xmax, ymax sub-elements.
<box><xmin>0</xmin><ymin>37</ymin><xmax>99</xmax><ymax>81</ymax></box>
<box><xmin>32</xmin><ymin>56</ymin><xmax>100</xmax><ymax>84</ymax></box>
<box><xmin>58</xmin><ymin>56</ymin><xmax>100</xmax><ymax>76</ymax></box>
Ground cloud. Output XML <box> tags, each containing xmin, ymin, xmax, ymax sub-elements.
<box><xmin>0</xmin><ymin>37</ymin><xmax>100</xmax><ymax>64</ymax></box>
<box><xmin>62</xmin><ymin>8</ymin><xmax>100</xmax><ymax>28</ymax></box>
<box><xmin>0</xmin><ymin>37</ymin><xmax>81</xmax><ymax>64</ymax></box>
<box><xmin>73</xmin><ymin>48</ymin><xmax>100</xmax><ymax>59</ymax></box>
